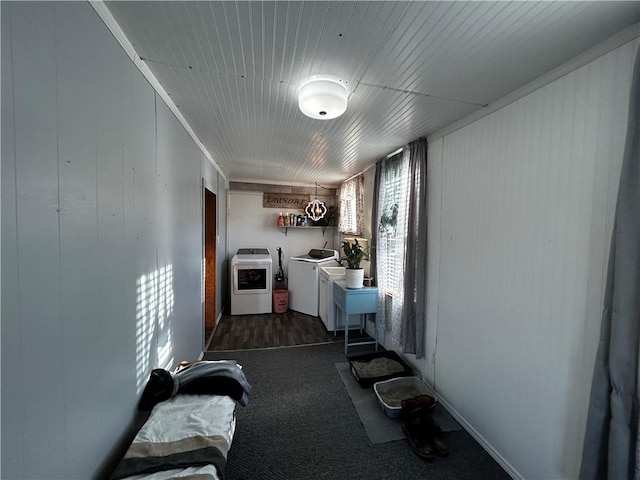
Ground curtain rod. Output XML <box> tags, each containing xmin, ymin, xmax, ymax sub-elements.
<box><xmin>343</xmin><ymin>164</ymin><xmax>372</xmax><ymax>184</ymax></box>
<box><xmin>342</xmin><ymin>146</ymin><xmax>405</xmax><ymax>184</ymax></box>
<box><xmin>387</xmin><ymin>147</ymin><xmax>403</xmax><ymax>158</ymax></box>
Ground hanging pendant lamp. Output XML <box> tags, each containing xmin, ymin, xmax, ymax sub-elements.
<box><xmin>305</xmin><ymin>183</ymin><xmax>327</xmax><ymax>221</ymax></box>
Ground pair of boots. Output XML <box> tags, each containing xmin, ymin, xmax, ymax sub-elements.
<box><xmin>401</xmin><ymin>395</ymin><xmax>449</xmax><ymax>460</ymax></box>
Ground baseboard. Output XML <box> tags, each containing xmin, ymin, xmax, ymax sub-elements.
<box><xmin>434</xmin><ymin>395</ymin><xmax>524</xmax><ymax>480</ymax></box>
<box><xmin>216</xmin><ymin>308</ymin><xmax>225</xmax><ymax>327</ymax></box>
<box><xmin>393</xmin><ymin>348</ymin><xmax>522</xmax><ymax>478</ymax></box>
<box><xmin>200</xmin><ymin>308</ymin><xmax>227</xmax><ymax>358</ymax></box>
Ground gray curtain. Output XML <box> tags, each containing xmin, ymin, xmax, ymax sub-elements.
<box><xmin>580</xmin><ymin>46</ymin><xmax>640</xmax><ymax>480</ymax></box>
<box><xmin>400</xmin><ymin>138</ymin><xmax>428</xmax><ymax>358</ymax></box>
<box><xmin>371</xmin><ymin>139</ymin><xmax>428</xmax><ymax>358</ymax></box>
<box><xmin>370</xmin><ymin>162</ymin><xmax>382</xmax><ymax>298</ymax></box>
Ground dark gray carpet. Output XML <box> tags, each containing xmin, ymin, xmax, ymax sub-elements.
<box><xmin>335</xmin><ymin>362</ymin><xmax>462</xmax><ymax>444</ymax></box>
<box><xmin>204</xmin><ymin>342</ymin><xmax>511</xmax><ymax>480</ymax></box>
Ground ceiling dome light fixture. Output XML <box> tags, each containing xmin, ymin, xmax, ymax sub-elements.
<box><xmin>298</xmin><ymin>75</ymin><xmax>349</xmax><ymax>120</ymax></box>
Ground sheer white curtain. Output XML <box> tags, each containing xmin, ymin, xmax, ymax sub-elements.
<box><xmin>339</xmin><ymin>175</ymin><xmax>365</xmax><ymax>235</ymax></box>
<box><xmin>373</xmin><ymin>151</ymin><xmax>409</xmax><ymax>349</ymax></box>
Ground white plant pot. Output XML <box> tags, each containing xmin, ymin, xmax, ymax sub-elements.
<box><xmin>345</xmin><ymin>268</ymin><xmax>364</xmax><ymax>289</ymax></box>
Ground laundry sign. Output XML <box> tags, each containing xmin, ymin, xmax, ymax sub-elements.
<box><xmin>263</xmin><ymin>193</ymin><xmax>309</xmax><ymax>209</ymax></box>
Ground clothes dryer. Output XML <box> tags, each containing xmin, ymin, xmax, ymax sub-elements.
<box><xmin>231</xmin><ymin>248</ymin><xmax>272</xmax><ymax>315</ymax></box>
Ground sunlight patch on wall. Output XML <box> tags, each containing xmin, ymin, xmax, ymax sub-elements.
<box><xmin>136</xmin><ymin>265</ymin><xmax>175</xmax><ymax>394</ymax></box>
<box><xmin>157</xmin><ymin>329</ymin><xmax>174</xmax><ymax>372</ymax></box>
<box><xmin>156</xmin><ymin>265</ymin><xmax>175</xmax><ymax>370</ymax></box>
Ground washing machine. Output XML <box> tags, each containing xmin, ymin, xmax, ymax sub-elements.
<box><xmin>231</xmin><ymin>248</ymin><xmax>272</xmax><ymax>315</ymax></box>
<box><xmin>288</xmin><ymin>249</ymin><xmax>340</xmax><ymax>317</ymax></box>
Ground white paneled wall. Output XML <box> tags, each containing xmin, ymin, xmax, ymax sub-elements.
<box><xmin>1</xmin><ymin>3</ymin><xmax>223</xmax><ymax>478</ymax></box>
<box><xmin>155</xmin><ymin>97</ymin><xmax>203</xmax><ymax>369</ymax></box>
<box><xmin>431</xmin><ymin>39</ymin><xmax>638</xmax><ymax>479</ymax></box>
<box><xmin>227</xmin><ymin>191</ymin><xmax>337</xmax><ymax>278</ymax></box>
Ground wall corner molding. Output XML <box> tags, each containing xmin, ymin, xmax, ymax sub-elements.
<box><xmin>428</xmin><ymin>21</ymin><xmax>640</xmax><ymax>143</ymax></box>
<box><xmin>88</xmin><ymin>0</ymin><xmax>227</xmax><ymax>183</ymax></box>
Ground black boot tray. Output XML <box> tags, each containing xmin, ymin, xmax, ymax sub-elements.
<box><xmin>347</xmin><ymin>350</ymin><xmax>414</xmax><ymax>388</ymax></box>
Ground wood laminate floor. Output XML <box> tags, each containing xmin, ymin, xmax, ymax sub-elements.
<box><xmin>206</xmin><ymin>309</ymin><xmax>373</xmax><ymax>351</ymax></box>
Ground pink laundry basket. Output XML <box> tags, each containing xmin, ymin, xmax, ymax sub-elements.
<box><xmin>272</xmin><ymin>289</ymin><xmax>289</xmax><ymax>313</ymax></box>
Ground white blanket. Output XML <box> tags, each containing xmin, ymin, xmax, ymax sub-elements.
<box><xmin>116</xmin><ymin>394</ymin><xmax>236</xmax><ymax>480</ymax></box>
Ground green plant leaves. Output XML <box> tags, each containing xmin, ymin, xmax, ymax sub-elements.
<box><xmin>342</xmin><ymin>238</ymin><xmax>366</xmax><ymax>269</ymax></box>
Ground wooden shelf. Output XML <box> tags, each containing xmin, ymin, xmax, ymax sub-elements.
<box><xmin>278</xmin><ymin>226</ymin><xmax>335</xmax><ymax>236</ymax></box>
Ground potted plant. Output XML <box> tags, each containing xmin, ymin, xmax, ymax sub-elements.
<box><xmin>342</xmin><ymin>238</ymin><xmax>367</xmax><ymax>288</ymax></box>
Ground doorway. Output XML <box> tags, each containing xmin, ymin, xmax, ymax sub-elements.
<box><xmin>204</xmin><ymin>187</ymin><xmax>217</xmax><ymax>346</ymax></box>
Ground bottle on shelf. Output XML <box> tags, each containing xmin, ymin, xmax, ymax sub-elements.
<box><xmin>277</xmin><ymin>213</ymin><xmax>285</xmax><ymax>227</ymax></box>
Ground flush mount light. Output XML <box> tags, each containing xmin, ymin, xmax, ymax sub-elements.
<box><xmin>298</xmin><ymin>75</ymin><xmax>349</xmax><ymax>120</ymax></box>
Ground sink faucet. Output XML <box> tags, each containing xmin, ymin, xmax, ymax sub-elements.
<box><xmin>335</xmin><ymin>258</ymin><xmax>343</xmax><ymax>267</ymax></box>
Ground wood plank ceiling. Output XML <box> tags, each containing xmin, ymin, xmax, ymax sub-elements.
<box><xmin>103</xmin><ymin>1</ymin><xmax>640</xmax><ymax>185</ymax></box>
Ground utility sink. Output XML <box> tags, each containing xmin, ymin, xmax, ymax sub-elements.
<box><xmin>320</xmin><ymin>266</ymin><xmax>345</xmax><ymax>276</ymax></box>
<box><xmin>319</xmin><ymin>266</ymin><xmax>346</xmax><ymax>332</ymax></box>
